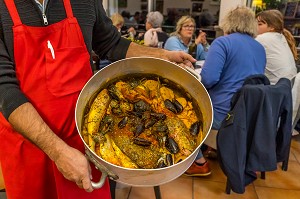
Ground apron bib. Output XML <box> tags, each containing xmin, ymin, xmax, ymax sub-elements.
<box><xmin>0</xmin><ymin>1</ymin><xmax>110</xmax><ymax>198</ymax></box>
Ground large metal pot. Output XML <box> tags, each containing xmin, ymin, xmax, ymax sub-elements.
<box><xmin>75</xmin><ymin>57</ymin><xmax>213</xmax><ymax>188</ymax></box>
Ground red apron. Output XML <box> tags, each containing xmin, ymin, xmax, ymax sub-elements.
<box><xmin>0</xmin><ymin>0</ymin><xmax>110</xmax><ymax>198</ymax></box>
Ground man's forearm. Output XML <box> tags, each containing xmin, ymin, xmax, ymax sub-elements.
<box><xmin>126</xmin><ymin>42</ymin><xmax>196</xmax><ymax>67</ymax></box>
<box><xmin>126</xmin><ymin>42</ymin><xmax>168</xmax><ymax>60</ymax></box>
<box><xmin>8</xmin><ymin>102</ymin><xmax>67</xmax><ymax>161</ymax></box>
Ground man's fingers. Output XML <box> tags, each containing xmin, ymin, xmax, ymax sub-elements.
<box><xmin>182</xmin><ymin>60</ymin><xmax>194</xmax><ymax>69</ymax></box>
<box><xmin>183</xmin><ymin>53</ymin><xmax>196</xmax><ymax>63</ymax></box>
<box><xmin>82</xmin><ymin>177</ymin><xmax>93</xmax><ymax>192</ymax></box>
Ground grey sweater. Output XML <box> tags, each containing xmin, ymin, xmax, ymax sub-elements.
<box><xmin>0</xmin><ymin>0</ymin><xmax>131</xmax><ymax>118</ymax></box>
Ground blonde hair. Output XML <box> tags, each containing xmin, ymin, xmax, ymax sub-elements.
<box><xmin>256</xmin><ymin>9</ymin><xmax>298</xmax><ymax>60</ymax></box>
<box><xmin>220</xmin><ymin>6</ymin><xmax>257</xmax><ymax>38</ymax></box>
<box><xmin>110</xmin><ymin>13</ymin><xmax>124</xmax><ymax>27</ymax></box>
<box><xmin>170</xmin><ymin>16</ymin><xmax>196</xmax><ymax>37</ymax></box>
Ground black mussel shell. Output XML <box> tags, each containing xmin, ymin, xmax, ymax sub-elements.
<box><xmin>165</xmin><ymin>137</ymin><xmax>179</xmax><ymax>154</ymax></box>
<box><xmin>134</xmin><ymin>123</ymin><xmax>145</xmax><ymax>136</ymax></box>
<box><xmin>133</xmin><ymin>137</ymin><xmax>152</xmax><ymax>146</ymax></box>
<box><xmin>173</xmin><ymin>99</ymin><xmax>183</xmax><ymax>113</ymax></box>
<box><xmin>150</xmin><ymin>113</ymin><xmax>166</xmax><ymax>120</ymax></box>
<box><xmin>166</xmin><ymin>154</ymin><xmax>173</xmax><ymax>166</ymax></box>
<box><xmin>190</xmin><ymin>121</ymin><xmax>201</xmax><ymax>136</ymax></box>
<box><xmin>134</xmin><ymin>100</ymin><xmax>150</xmax><ymax>113</ymax></box>
<box><xmin>118</xmin><ymin>116</ymin><xmax>128</xmax><ymax>129</ymax></box>
<box><xmin>164</xmin><ymin>99</ymin><xmax>177</xmax><ymax>113</ymax></box>
<box><xmin>144</xmin><ymin>118</ymin><xmax>157</xmax><ymax>129</ymax></box>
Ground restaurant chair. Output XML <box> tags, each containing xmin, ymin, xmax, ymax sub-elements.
<box><xmin>291</xmin><ymin>72</ymin><xmax>300</xmax><ymax>129</ymax></box>
<box><xmin>216</xmin><ymin>75</ymin><xmax>293</xmax><ymax>194</ymax></box>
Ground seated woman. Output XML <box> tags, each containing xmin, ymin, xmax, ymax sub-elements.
<box><xmin>256</xmin><ymin>10</ymin><xmax>298</xmax><ymax>85</ymax></box>
<box><xmin>144</xmin><ymin>11</ymin><xmax>169</xmax><ymax>48</ymax></box>
<box><xmin>199</xmin><ymin>6</ymin><xmax>266</xmax><ymax>158</ymax></box>
<box><xmin>164</xmin><ymin>16</ymin><xmax>209</xmax><ymax>60</ymax></box>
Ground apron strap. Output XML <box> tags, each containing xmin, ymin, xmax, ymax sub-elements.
<box><xmin>3</xmin><ymin>0</ymin><xmax>22</xmax><ymax>26</ymax></box>
<box><xmin>63</xmin><ymin>0</ymin><xmax>74</xmax><ymax>18</ymax></box>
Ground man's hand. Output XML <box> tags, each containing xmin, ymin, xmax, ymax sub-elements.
<box><xmin>195</xmin><ymin>31</ymin><xmax>207</xmax><ymax>45</ymax></box>
<box><xmin>54</xmin><ymin>146</ymin><xmax>94</xmax><ymax>192</ymax></box>
<box><xmin>165</xmin><ymin>50</ymin><xmax>196</xmax><ymax>69</ymax></box>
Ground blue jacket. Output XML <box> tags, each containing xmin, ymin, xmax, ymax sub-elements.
<box><xmin>217</xmin><ymin>75</ymin><xmax>293</xmax><ymax>194</ymax></box>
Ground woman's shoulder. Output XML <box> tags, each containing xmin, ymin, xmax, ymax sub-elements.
<box><xmin>256</xmin><ymin>32</ymin><xmax>279</xmax><ymax>43</ymax></box>
<box><xmin>166</xmin><ymin>35</ymin><xmax>179</xmax><ymax>41</ymax></box>
<box><xmin>164</xmin><ymin>35</ymin><xmax>184</xmax><ymax>50</ymax></box>
<box><xmin>164</xmin><ymin>35</ymin><xmax>180</xmax><ymax>45</ymax></box>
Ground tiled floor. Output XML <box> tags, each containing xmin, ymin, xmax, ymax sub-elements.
<box><xmin>115</xmin><ymin>134</ymin><xmax>300</xmax><ymax>199</ymax></box>
<box><xmin>0</xmin><ymin>135</ymin><xmax>299</xmax><ymax>199</ymax></box>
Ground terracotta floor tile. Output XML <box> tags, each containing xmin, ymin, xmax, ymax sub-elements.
<box><xmin>159</xmin><ymin>176</ymin><xmax>193</xmax><ymax>199</ymax></box>
<box><xmin>254</xmin><ymin>186</ymin><xmax>300</xmax><ymax>199</ymax></box>
<box><xmin>203</xmin><ymin>159</ymin><xmax>227</xmax><ymax>183</ymax></box>
<box><xmin>128</xmin><ymin>186</ymin><xmax>158</xmax><ymax>199</ymax></box>
<box><xmin>194</xmin><ymin>180</ymin><xmax>258</xmax><ymax>199</ymax></box>
<box><xmin>289</xmin><ymin>149</ymin><xmax>298</xmax><ymax>162</ymax></box>
<box><xmin>291</xmin><ymin>136</ymin><xmax>300</xmax><ymax>163</ymax></box>
<box><xmin>128</xmin><ymin>176</ymin><xmax>193</xmax><ymax>199</ymax></box>
<box><xmin>115</xmin><ymin>186</ymin><xmax>131</xmax><ymax>199</ymax></box>
<box><xmin>253</xmin><ymin>161</ymin><xmax>300</xmax><ymax>190</ymax></box>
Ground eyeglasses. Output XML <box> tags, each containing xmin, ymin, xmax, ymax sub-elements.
<box><xmin>182</xmin><ymin>25</ymin><xmax>195</xmax><ymax>30</ymax></box>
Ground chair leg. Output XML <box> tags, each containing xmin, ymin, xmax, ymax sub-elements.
<box><xmin>282</xmin><ymin>160</ymin><xmax>288</xmax><ymax>171</ymax></box>
<box><xmin>225</xmin><ymin>178</ymin><xmax>231</xmax><ymax>194</ymax></box>
<box><xmin>154</xmin><ymin>186</ymin><xmax>162</xmax><ymax>199</ymax></box>
<box><xmin>260</xmin><ymin>171</ymin><xmax>265</xmax><ymax>179</ymax></box>
<box><xmin>282</xmin><ymin>136</ymin><xmax>291</xmax><ymax>171</ymax></box>
<box><xmin>109</xmin><ymin>179</ymin><xmax>116</xmax><ymax>199</ymax></box>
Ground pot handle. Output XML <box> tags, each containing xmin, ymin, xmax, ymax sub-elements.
<box><xmin>85</xmin><ymin>149</ymin><xmax>119</xmax><ymax>189</ymax></box>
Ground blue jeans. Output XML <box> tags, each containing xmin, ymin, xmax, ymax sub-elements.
<box><xmin>195</xmin><ymin>118</ymin><xmax>221</xmax><ymax>160</ymax></box>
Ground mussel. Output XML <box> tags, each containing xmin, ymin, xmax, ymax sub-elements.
<box><xmin>152</xmin><ymin>123</ymin><xmax>168</xmax><ymax>133</ymax></box>
<box><xmin>133</xmin><ymin>137</ymin><xmax>152</xmax><ymax>146</ymax></box>
<box><xmin>165</xmin><ymin>137</ymin><xmax>179</xmax><ymax>154</ymax></box>
<box><xmin>144</xmin><ymin>118</ymin><xmax>157</xmax><ymax>129</ymax></box>
<box><xmin>165</xmin><ymin>154</ymin><xmax>173</xmax><ymax>166</ymax></box>
<box><xmin>173</xmin><ymin>99</ymin><xmax>183</xmax><ymax>113</ymax></box>
<box><xmin>164</xmin><ymin>99</ymin><xmax>177</xmax><ymax>113</ymax></box>
<box><xmin>134</xmin><ymin>100</ymin><xmax>151</xmax><ymax>113</ymax></box>
<box><xmin>190</xmin><ymin>121</ymin><xmax>202</xmax><ymax>136</ymax></box>
<box><xmin>133</xmin><ymin>123</ymin><xmax>145</xmax><ymax>136</ymax></box>
<box><xmin>150</xmin><ymin>113</ymin><xmax>166</xmax><ymax>120</ymax></box>
<box><xmin>164</xmin><ymin>99</ymin><xmax>184</xmax><ymax>114</ymax></box>
<box><xmin>118</xmin><ymin>116</ymin><xmax>128</xmax><ymax>129</ymax></box>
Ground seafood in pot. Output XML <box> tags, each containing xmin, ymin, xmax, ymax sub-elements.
<box><xmin>82</xmin><ymin>75</ymin><xmax>203</xmax><ymax>169</ymax></box>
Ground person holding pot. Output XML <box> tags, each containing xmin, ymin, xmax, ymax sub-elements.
<box><xmin>0</xmin><ymin>1</ymin><xmax>195</xmax><ymax>199</ymax></box>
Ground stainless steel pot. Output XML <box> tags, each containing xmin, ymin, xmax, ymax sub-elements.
<box><xmin>75</xmin><ymin>57</ymin><xmax>213</xmax><ymax>188</ymax></box>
